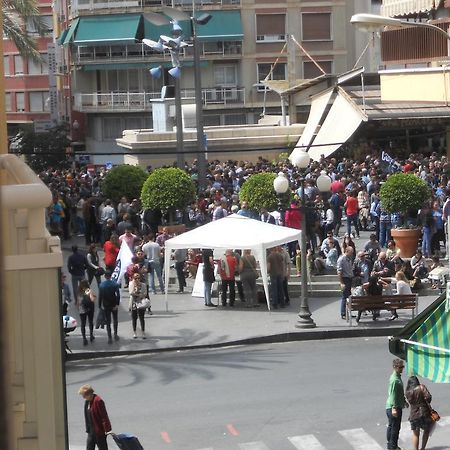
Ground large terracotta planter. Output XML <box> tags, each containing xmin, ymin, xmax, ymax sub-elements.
<box><xmin>391</xmin><ymin>228</ymin><xmax>422</xmax><ymax>258</ymax></box>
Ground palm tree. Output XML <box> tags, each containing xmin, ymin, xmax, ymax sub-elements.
<box><xmin>3</xmin><ymin>0</ymin><xmax>50</xmax><ymax>61</ymax></box>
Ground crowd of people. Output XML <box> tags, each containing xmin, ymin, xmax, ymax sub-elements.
<box><xmin>50</xmin><ymin>149</ymin><xmax>450</xmax><ymax>336</ymax></box>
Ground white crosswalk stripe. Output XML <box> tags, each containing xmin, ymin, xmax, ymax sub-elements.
<box><xmin>238</xmin><ymin>442</ymin><xmax>271</xmax><ymax>450</ymax></box>
<box><xmin>288</xmin><ymin>434</ymin><xmax>326</xmax><ymax>450</ymax></box>
<box><xmin>339</xmin><ymin>428</ymin><xmax>384</xmax><ymax>450</ymax></box>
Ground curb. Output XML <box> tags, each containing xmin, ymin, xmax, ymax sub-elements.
<box><xmin>66</xmin><ymin>326</ymin><xmax>403</xmax><ymax>361</ymax></box>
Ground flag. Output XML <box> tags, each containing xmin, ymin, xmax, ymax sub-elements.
<box><xmin>111</xmin><ymin>241</ymin><xmax>134</xmax><ymax>284</ymax></box>
<box><xmin>381</xmin><ymin>150</ymin><xmax>394</xmax><ymax>164</ymax></box>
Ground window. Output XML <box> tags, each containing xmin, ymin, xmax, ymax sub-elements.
<box><xmin>14</xmin><ymin>55</ymin><xmax>23</xmax><ymax>75</ymax></box>
<box><xmin>256</xmin><ymin>14</ymin><xmax>286</xmax><ymax>42</ymax></box>
<box><xmin>214</xmin><ymin>65</ymin><xmax>237</xmax><ymax>86</ymax></box>
<box><xmin>5</xmin><ymin>93</ymin><xmax>11</xmax><ymax>111</ymax></box>
<box><xmin>257</xmin><ymin>62</ymin><xmax>286</xmax><ymax>90</ymax></box>
<box><xmin>303</xmin><ymin>60</ymin><xmax>333</xmax><ymax>79</ymax></box>
<box><xmin>28</xmin><ymin>54</ymin><xmax>48</xmax><ymax>75</ymax></box>
<box><xmin>29</xmin><ymin>91</ymin><xmax>49</xmax><ymax>112</ymax></box>
<box><xmin>301</xmin><ymin>13</ymin><xmax>331</xmax><ymax>41</ymax></box>
<box><xmin>26</xmin><ymin>15</ymin><xmax>53</xmax><ymax>34</ymax></box>
<box><xmin>102</xmin><ymin>117</ymin><xmax>122</xmax><ymax>140</ymax></box>
<box><xmin>224</xmin><ymin>113</ymin><xmax>246</xmax><ymax>126</ymax></box>
<box><xmin>4</xmin><ymin>56</ymin><xmax>9</xmax><ymax>76</ymax></box>
<box><xmin>16</xmin><ymin>92</ymin><xmax>25</xmax><ymax>112</ymax></box>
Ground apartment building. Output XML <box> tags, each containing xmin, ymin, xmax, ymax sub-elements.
<box><xmin>4</xmin><ymin>0</ymin><xmax>54</xmax><ymax>137</ymax></box>
<box><xmin>59</xmin><ymin>0</ymin><xmax>380</xmax><ymax>164</ymax></box>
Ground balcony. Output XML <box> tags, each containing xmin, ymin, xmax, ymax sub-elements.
<box><xmin>73</xmin><ymin>42</ymin><xmax>242</xmax><ymax>64</ymax></box>
<box><xmin>381</xmin><ymin>23</ymin><xmax>449</xmax><ymax>65</ymax></box>
<box><xmin>71</xmin><ymin>0</ymin><xmax>239</xmax><ymax>15</ymax></box>
<box><xmin>73</xmin><ymin>87</ymin><xmax>245</xmax><ymax>112</ymax></box>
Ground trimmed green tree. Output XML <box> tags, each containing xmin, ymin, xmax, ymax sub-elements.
<box><xmin>239</xmin><ymin>172</ymin><xmax>291</xmax><ymax>212</ymax></box>
<box><xmin>102</xmin><ymin>165</ymin><xmax>148</xmax><ymax>203</ymax></box>
<box><xmin>141</xmin><ymin>168</ymin><xmax>195</xmax><ymax>220</ymax></box>
<box><xmin>379</xmin><ymin>172</ymin><xmax>431</xmax><ymax>223</ymax></box>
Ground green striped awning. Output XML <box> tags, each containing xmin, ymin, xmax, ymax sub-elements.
<box><xmin>197</xmin><ymin>11</ymin><xmax>243</xmax><ymax>42</ymax></box>
<box><xmin>58</xmin><ymin>28</ymin><xmax>69</xmax><ymax>45</ymax></box>
<box><xmin>62</xmin><ymin>18</ymin><xmax>79</xmax><ymax>46</ymax></box>
<box><xmin>73</xmin><ymin>14</ymin><xmax>144</xmax><ymax>45</ymax></box>
<box><xmin>406</xmin><ymin>299</ymin><xmax>450</xmax><ymax>383</ymax></box>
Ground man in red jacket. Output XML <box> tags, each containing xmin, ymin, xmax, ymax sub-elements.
<box><xmin>79</xmin><ymin>384</ymin><xmax>112</xmax><ymax>450</ymax></box>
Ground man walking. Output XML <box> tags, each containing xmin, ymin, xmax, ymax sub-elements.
<box><xmin>386</xmin><ymin>359</ymin><xmax>408</xmax><ymax>450</ymax></box>
<box><xmin>98</xmin><ymin>271</ymin><xmax>121</xmax><ymax>344</ymax></box>
<box><xmin>78</xmin><ymin>384</ymin><xmax>112</xmax><ymax>450</ymax></box>
<box><xmin>67</xmin><ymin>245</ymin><xmax>87</xmax><ymax>301</ymax></box>
<box><xmin>337</xmin><ymin>246</ymin><xmax>354</xmax><ymax>319</ymax></box>
<box><xmin>142</xmin><ymin>233</ymin><xmax>165</xmax><ymax>294</ymax></box>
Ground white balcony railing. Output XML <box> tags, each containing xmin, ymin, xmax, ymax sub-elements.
<box><xmin>71</xmin><ymin>0</ymin><xmax>240</xmax><ymax>14</ymax></box>
<box><xmin>74</xmin><ymin>42</ymin><xmax>242</xmax><ymax>64</ymax></box>
<box><xmin>73</xmin><ymin>87</ymin><xmax>245</xmax><ymax>112</ymax></box>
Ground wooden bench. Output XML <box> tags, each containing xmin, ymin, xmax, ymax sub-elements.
<box><xmin>346</xmin><ymin>294</ymin><xmax>418</xmax><ymax>326</ymax></box>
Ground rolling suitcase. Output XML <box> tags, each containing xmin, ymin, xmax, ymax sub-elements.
<box><xmin>111</xmin><ymin>432</ymin><xmax>144</xmax><ymax>450</ymax></box>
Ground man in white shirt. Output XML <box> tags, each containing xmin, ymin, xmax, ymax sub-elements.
<box><xmin>142</xmin><ymin>234</ymin><xmax>165</xmax><ymax>294</ymax></box>
<box><xmin>100</xmin><ymin>199</ymin><xmax>116</xmax><ymax>225</ymax></box>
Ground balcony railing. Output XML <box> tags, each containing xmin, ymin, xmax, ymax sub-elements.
<box><xmin>71</xmin><ymin>0</ymin><xmax>239</xmax><ymax>14</ymax></box>
<box><xmin>74</xmin><ymin>42</ymin><xmax>242</xmax><ymax>64</ymax></box>
<box><xmin>381</xmin><ymin>23</ymin><xmax>449</xmax><ymax>64</ymax></box>
<box><xmin>73</xmin><ymin>87</ymin><xmax>245</xmax><ymax>112</ymax></box>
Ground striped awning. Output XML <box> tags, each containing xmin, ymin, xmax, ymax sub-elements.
<box><xmin>405</xmin><ymin>298</ymin><xmax>450</xmax><ymax>383</ymax></box>
<box><xmin>381</xmin><ymin>0</ymin><xmax>437</xmax><ymax>17</ymax></box>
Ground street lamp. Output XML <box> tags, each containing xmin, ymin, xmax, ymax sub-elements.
<box><xmin>273</xmin><ymin>171</ymin><xmax>289</xmax><ymax>215</ymax></box>
<box><xmin>350</xmin><ymin>13</ymin><xmax>450</xmax><ymax>40</ymax></box>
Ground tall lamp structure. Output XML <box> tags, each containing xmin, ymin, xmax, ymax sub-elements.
<box><xmin>274</xmin><ymin>151</ymin><xmax>331</xmax><ymax>328</ymax></box>
<box><xmin>143</xmin><ymin>6</ymin><xmax>211</xmax><ymax>189</ymax></box>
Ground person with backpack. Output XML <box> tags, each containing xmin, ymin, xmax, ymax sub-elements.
<box><xmin>98</xmin><ymin>270</ymin><xmax>120</xmax><ymax>344</ymax></box>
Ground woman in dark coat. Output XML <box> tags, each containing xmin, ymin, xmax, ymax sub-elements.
<box><xmin>202</xmin><ymin>248</ymin><xmax>216</xmax><ymax>307</ymax></box>
<box><xmin>405</xmin><ymin>375</ymin><xmax>434</xmax><ymax>450</ymax></box>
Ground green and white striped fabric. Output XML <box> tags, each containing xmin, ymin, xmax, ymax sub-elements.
<box><xmin>407</xmin><ymin>300</ymin><xmax>450</xmax><ymax>383</ymax></box>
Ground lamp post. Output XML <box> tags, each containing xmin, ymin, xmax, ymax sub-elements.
<box><xmin>144</xmin><ymin>7</ymin><xmax>211</xmax><ymax>189</ymax></box>
<box><xmin>350</xmin><ymin>13</ymin><xmax>450</xmax><ymax>40</ymax></box>
<box><xmin>274</xmin><ymin>152</ymin><xmax>332</xmax><ymax>328</ymax></box>
<box><xmin>273</xmin><ymin>171</ymin><xmax>289</xmax><ymax>219</ymax></box>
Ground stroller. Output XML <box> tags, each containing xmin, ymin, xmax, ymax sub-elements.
<box><xmin>62</xmin><ymin>315</ymin><xmax>77</xmax><ymax>354</ymax></box>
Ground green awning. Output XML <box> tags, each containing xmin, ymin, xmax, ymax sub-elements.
<box><xmin>197</xmin><ymin>11</ymin><xmax>243</xmax><ymax>42</ymax></box>
<box><xmin>390</xmin><ymin>293</ymin><xmax>450</xmax><ymax>383</ymax></box>
<box><xmin>58</xmin><ymin>28</ymin><xmax>69</xmax><ymax>45</ymax></box>
<box><xmin>62</xmin><ymin>17</ymin><xmax>79</xmax><ymax>46</ymax></box>
<box><xmin>73</xmin><ymin>14</ymin><xmax>143</xmax><ymax>46</ymax></box>
<box><xmin>144</xmin><ymin>10</ymin><xmax>242</xmax><ymax>42</ymax></box>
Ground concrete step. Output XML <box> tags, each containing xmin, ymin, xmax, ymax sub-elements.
<box><xmin>310</xmin><ymin>274</ymin><xmax>340</xmax><ymax>282</ymax></box>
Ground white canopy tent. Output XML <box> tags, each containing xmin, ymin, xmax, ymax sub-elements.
<box><xmin>163</xmin><ymin>214</ymin><xmax>301</xmax><ymax>311</ymax></box>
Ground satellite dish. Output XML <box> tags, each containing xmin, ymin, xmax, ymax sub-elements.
<box><xmin>161</xmin><ymin>6</ymin><xmax>190</xmax><ymax>22</ymax></box>
<box><xmin>143</xmin><ymin>12</ymin><xmax>170</xmax><ymax>26</ymax></box>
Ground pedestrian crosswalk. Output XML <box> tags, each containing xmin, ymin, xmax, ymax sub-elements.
<box><xmin>70</xmin><ymin>416</ymin><xmax>450</xmax><ymax>450</ymax></box>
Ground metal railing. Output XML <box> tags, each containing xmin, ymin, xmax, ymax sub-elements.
<box><xmin>71</xmin><ymin>0</ymin><xmax>239</xmax><ymax>13</ymax></box>
<box><xmin>73</xmin><ymin>87</ymin><xmax>245</xmax><ymax>111</ymax></box>
<box><xmin>74</xmin><ymin>42</ymin><xmax>241</xmax><ymax>64</ymax></box>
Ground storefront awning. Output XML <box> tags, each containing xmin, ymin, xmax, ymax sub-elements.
<box><xmin>73</xmin><ymin>14</ymin><xmax>143</xmax><ymax>46</ymax></box>
<box><xmin>144</xmin><ymin>10</ymin><xmax>243</xmax><ymax>42</ymax></box>
<box><xmin>390</xmin><ymin>293</ymin><xmax>450</xmax><ymax>383</ymax></box>
<box><xmin>62</xmin><ymin>18</ymin><xmax>79</xmax><ymax>46</ymax></box>
<box><xmin>381</xmin><ymin>0</ymin><xmax>437</xmax><ymax>17</ymax></box>
<box><xmin>57</xmin><ymin>28</ymin><xmax>69</xmax><ymax>45</ymax></box>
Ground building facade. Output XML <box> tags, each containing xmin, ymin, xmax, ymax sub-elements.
<box><xmin>4</xmin><ymin>0</ymin><xmax>54</xmax><ymax>137</ymax></box>
<box><xmin>58</xmin><ymin>0</ymin><xmax>380</xmax><ymax>164</ymax></box>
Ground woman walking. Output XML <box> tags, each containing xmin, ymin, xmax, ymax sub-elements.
<box><xmin>78</xmin><ymin>280</ymin><xmax>95</xmax><ymax>346</ymax></box>
<box><xmin>239</xmin><ymin>249</ymin><xmax>258</xmax><ymax>307</ymax></box>
<box><xmin>86</xmin><ymin>243</ymin><xmax>103</xmax><ymax>288</ymax></box>
<box><xmin>103</xmin><ymin>233</ymin><xmax>120</xmax><ymax>273</ymax></box>
<box><xmin>405</xmin><ymin>375</ymin><xmax>435</xmax><ymax>450</ymax></box>
<box><xmin>202</xmin><ymin>248</ymin><xmax>216</xmax><ymax>307</ymax></box>
<box><xmin>128</xmin><ymin>272</ymin><xmax>148</xmax><ymax>339</ymax></box>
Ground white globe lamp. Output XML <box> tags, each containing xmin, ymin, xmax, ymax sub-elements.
<box><xmin>273</xmin><ymin>172</ymin><xmax>289</xmax><ymax>194</ymax></box>
<box><xmin>291</xmin><ymin>149</ymin><xmax>310</xmax><ymax>169</ymax></box>
<box><xmin>316</xmin><ymin>170</ymin><xmax>332</xmax><ymax>193</ymax></box>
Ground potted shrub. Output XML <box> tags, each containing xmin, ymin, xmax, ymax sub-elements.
<box><xmin>379</xmin><ymin>173</ymin><xmax>431</xmax><ymax>257</ymax></box>
<box><xmin>140</xmin><ymin>167</ymin><xmax>196</xmax><ymax>234</ymax></box>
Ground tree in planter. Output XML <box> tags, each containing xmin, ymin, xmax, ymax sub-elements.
<box><xmin>379</xmin><ymin>172</ymin><xmax>432</xmax><ymax>257</ymax></box>
<box><xmin>239</xmin><ymin>172</ymin><xmax>291</xmax><ymax>213</ymax></box>
<box><xmin>102</xmin><ymin>165</ymin><xmax>148</xmax><ymax>204</ymax></box>
<box><xmin>141</xmin><ymin>168</ymin><xmax>195</xmax><ymax>224</ymax></box>
<box><xmin>379</xmin><ymin>173</ymin><xmax>431</xmax><ymax>224</ymax></box>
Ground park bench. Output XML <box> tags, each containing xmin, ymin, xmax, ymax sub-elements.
<box><xmin>346</xmin><ymin>294</ymin><xmax>418</xmax><ymax>327</ymax></box>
